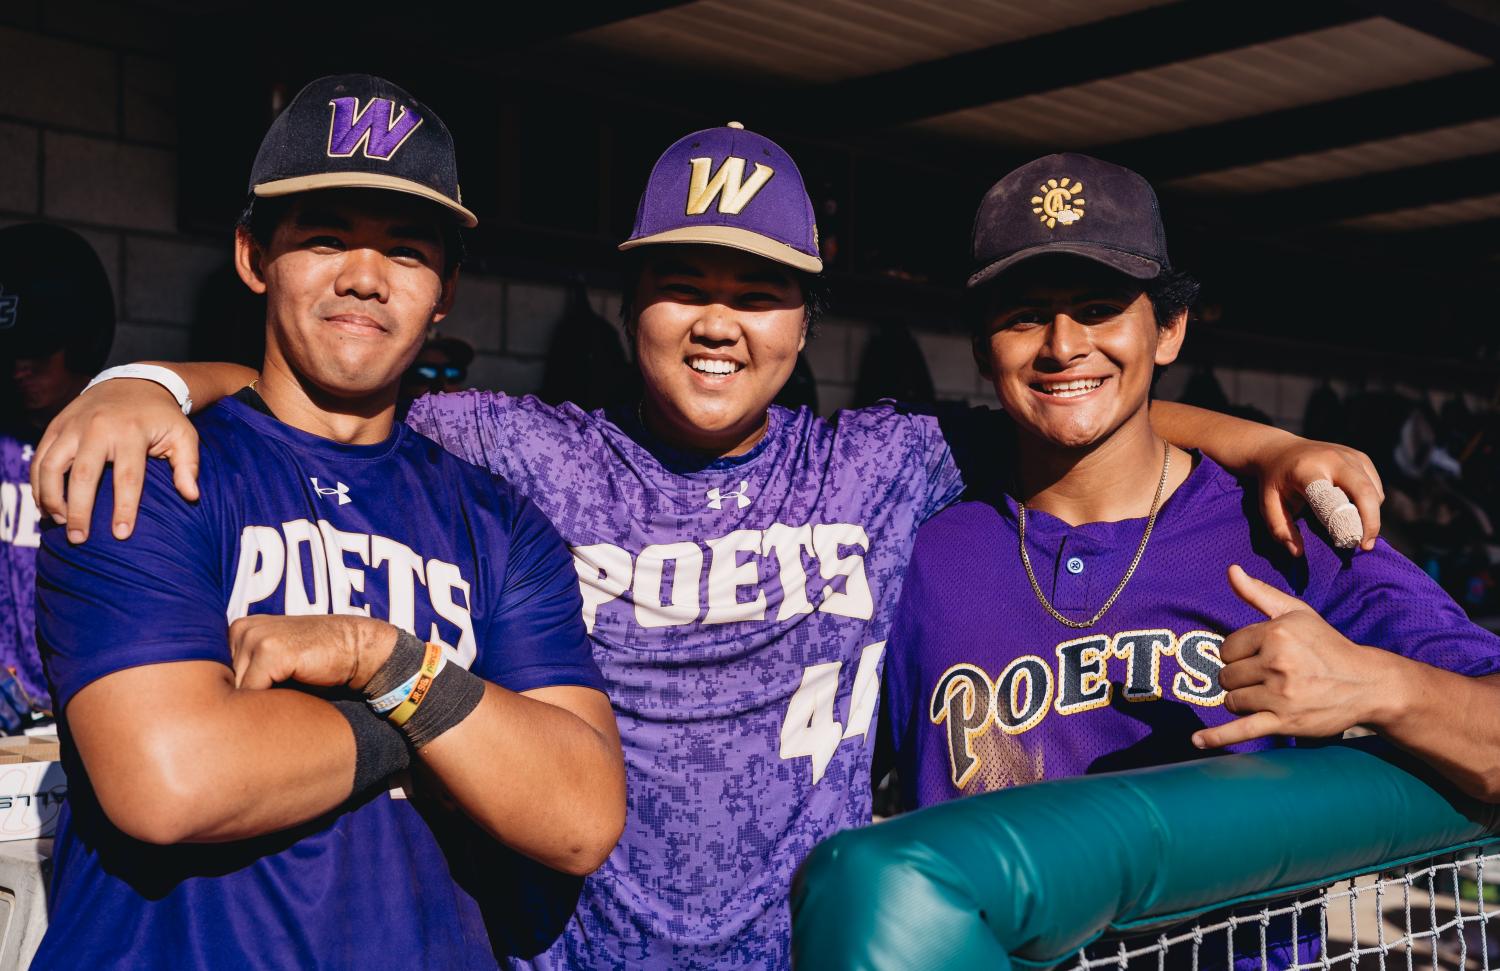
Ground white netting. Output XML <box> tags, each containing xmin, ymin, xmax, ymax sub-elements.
<box><xmin>1065</xmin><ymin>846</ymin><xmax>1500</xmax><ymax>971</ymax></box>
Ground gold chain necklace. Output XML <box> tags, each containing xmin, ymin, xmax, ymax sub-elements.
<box><xmin>1018</xmin><ymin>441</ymin><xmax>1171</xmax><ymax>629</ymax></box>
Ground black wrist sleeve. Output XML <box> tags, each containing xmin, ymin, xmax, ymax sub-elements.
<box><xmin>359</xmin><ymin>628</ymin><xmax>487</xmax><ymax>751</ymax></box>
<box><xmin>401</xmin><ymin>664</ymin><xmax>487</xmax><ymax>750</ymax></box>
<box><xmin>331</xmin><ymin>699</ymin><xmax>411</xmax><ymax>797</ymax></box>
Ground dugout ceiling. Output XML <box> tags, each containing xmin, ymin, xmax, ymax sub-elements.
<box><xmin>158</xmin><ymin>0</ymin><xmax>1500</xmax><ymax>383</ymax></box>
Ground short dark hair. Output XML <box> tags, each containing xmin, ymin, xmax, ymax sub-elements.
<box><xmin>965</xmin><ymin>263</ymin><xmax>1200</xmax><ymax>333</ymax></box>
<box><xmin>618</xmin><ymin>249</ymin><xmax>829</xmax><ymax>343</ymax></box>
<box><xmin>1145</xmin><ymin>268</ymin><xmax>1200</xmax><ymax>329</ymax></box>
<box><xmin>235</xmin><ymin>193</ymin><xmax>465</xmax><ymax>276</ymax></box>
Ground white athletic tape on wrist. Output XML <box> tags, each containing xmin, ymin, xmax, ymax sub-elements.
<box><xmin>1304</xmin><ymin>479</ymin><xmax>1363</xmax><ymax>549</ymax></box>
<box><xmin>85</xmin><ymin>363</ymin><xmax>194</xmax><ymax>415</ymax></box>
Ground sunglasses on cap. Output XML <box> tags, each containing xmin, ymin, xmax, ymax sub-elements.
<box><xmin>408</xmin><ymin>364</ymin><xmax>466</xmax><ymax>382</ymax></box>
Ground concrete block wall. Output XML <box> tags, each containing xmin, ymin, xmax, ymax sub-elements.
<box><xmin>0</xmin><ymin>12</ymin><xmax>630</xmax><ymax>400</ymax></box>
<box><xmin>0</xmin><ymin>9</ymin><xmax>194</xmax><ymax>369</ymax></box>
<box><xmin>0</xmin><ymin>7</ymin><xmax>1460</xmax><ymax>436</ymax></box>
<box><xmin>1152</xmin><ymin>365</ymin><xmax>1321</xmax><ymax>433</ymax></box>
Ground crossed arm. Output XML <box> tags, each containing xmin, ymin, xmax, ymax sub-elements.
<box><xmin>50</xmin><ymin>460</ymin><xmax>625</xmax><ymax>875</ymax></box>
<box><xmin>68</xmin><ymin>620</ymin><xmax>624</xmax><ymax>874</ymax></box>
<box><xmin>32</xmin><ymin>361</ymin><xmax>1386</xmax><ymax>554</ymax></box>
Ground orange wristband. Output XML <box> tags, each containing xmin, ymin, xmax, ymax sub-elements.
<box><xmin>387</xmin><ymin>641</ymin><xmax>445</xmax><ymax>728</ymax></box>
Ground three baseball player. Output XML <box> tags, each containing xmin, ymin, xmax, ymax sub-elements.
<box><xmin>29</xmin><ymin>79</ymin><xmax>1400</xmax><ymax>969</ymax></box>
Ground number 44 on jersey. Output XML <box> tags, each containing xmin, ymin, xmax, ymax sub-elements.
<box><xmin>780</xmin><ymin>642</ymin><xmax>885</xmax><ymax>784</ymax></box>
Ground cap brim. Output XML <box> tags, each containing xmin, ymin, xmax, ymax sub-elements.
<box><xmin>967</xmin><ymin>242</ymin><xmax>1160</xmax><ymax>288</ymax></box>
<box><xmin>255</xmin><ymin>172</ymin><xmax>478</xmax><ymax>228</ymax></box>
<box><xmin>619</xmin><ymin>226</ymin><xmax>823</xmax><ymax>273</ymax></box>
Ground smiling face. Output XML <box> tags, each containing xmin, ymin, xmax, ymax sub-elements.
<box><xmin>975</xmin><ymin>256</ymin><xmax>1185</xmax><ymax>451</ymax></box>
<box><xmin>630</xmin><ymin>244</ymin><xmax>808</xmax><ymax>456</ymax></box>
<box><xmin>237</xmin><ymin>189</ymin><xmax>455</xmax><ymax>404</ymax></box>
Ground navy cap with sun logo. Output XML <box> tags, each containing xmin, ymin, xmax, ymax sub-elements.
<box><xmin>969</xmin><ymin>152</ymin><xmax>1169</xmax><ymax>288</ymax></box>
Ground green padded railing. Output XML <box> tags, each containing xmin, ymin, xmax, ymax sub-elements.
<box><xmin>791</xmin><ymin>740</ymin><xmax>1500</xmax><ymax>971</ymax></box>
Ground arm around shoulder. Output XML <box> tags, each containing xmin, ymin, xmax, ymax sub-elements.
<box><xmin>1150</xmin><ymin>400</ymin><xmax>1384</xmax><ymax>556</ymax></box>
<box><xmin>32</xmin><ymin>361</ymin><xmax>252</xmax><ymax>543</ymax></box>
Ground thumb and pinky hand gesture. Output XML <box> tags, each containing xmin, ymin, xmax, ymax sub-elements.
<box><xmin>1190</xmin><ymin>565</ymin><xmax>1387</xmax><ymax>751</ymax></box>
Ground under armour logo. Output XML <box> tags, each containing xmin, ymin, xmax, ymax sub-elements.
<box><xmin>707</xmin><ymin>481</ymin><xmax>751</xmax><ymax>510</ymax></box>
<box><xmin>326</xmin><ymin>97</ymin><xmax>423</xmax><ymax>161</ymax></box>
<box><xmin>21</xmin><ymin>445</ymin><xmax>34</xmax><ymax>463</ymax></box>
<box><xmin>310</xmin><ymin>477</ymin><xmax>352</xmax><ymax>506</ymax></box>
<box><xmin>0</xmin><ymin>286</ymin><xmax>17</xmax><ymax>330</ymax></box>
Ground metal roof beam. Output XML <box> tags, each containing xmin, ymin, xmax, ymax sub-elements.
<box><xmin>783</xmin><ymin>0</ymin><xmax>1366</xmax><ymax>131</ymax></box>
<box><xmin>1348</xmin><ymin>0</ymin><xmax>1500</xmax><ymax>59</ymax></box>
<box><xmin>1196</xmin><ymin>149</ymin><xmax>1500</xmax><ymax>228</ymax></box>
<box><xmin>1095</xmin><ymin>66</ymin><xmax>1500</xmax><ymax>183</ymax></box>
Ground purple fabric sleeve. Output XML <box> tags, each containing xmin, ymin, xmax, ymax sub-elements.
<box><xmin>36</xmin><ymin>458</ymin><xmax>228</xmax><ymax>711</ymax></box>
<box><xmin>1302</xmin><ymin>529</ymin><xmax>1500</xmax><ymax>677</ymax></box>
<box><xmin>476</xmin><ymin>492</ymin><xmax>604</xmax><ymax>694</ymax></box>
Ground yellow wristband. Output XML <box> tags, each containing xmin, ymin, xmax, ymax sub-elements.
<box><xmin>387</xmin><ymin>642</ymin><xmax>446</xmax><ymax>728</ymax></box>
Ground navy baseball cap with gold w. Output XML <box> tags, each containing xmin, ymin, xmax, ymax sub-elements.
<box><xmin>620</xmin><ymin>122</ymin><xmax>822</xmax><ymax>273</ymax></box>
<box><xmin>969</xmin><ymin>152</ymin><xmax>1168</xmax><ymax>288</ymax></box>
<box><xmin>249</xmin><ymin>74</ymin><xmax>477</xmax><ymax>227</ymax></box>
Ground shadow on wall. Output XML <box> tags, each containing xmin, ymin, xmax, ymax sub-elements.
<box><xmin>538</xmin><ymin>284</ymin><xmax>633</xmax><ymax>412</ymax></box>
<box><xmin>775</xmin><ymin>355</ymin><xmax>819</xmax><ymax>414</ymax></box>
<box><xmin>190</xmin><ymin>264</ymin><xmax>266</xmax><ymax>369</ymax></box>
<box><xmin>1177</xmin><ymin>363</ymin><xmax>1272</xmax><ymax>426</ymax></box>
<box><xmin>852</xmin><ymin>321</ymin><xmax>936</xmax><ymax>409</ymax></box>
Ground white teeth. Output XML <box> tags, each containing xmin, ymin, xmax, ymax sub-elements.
<box><xmin>1039</xmin><ymin>378</ymin><xmax>1104</xmax><ymax>398</ymax></box>
<box><xmin>689</xmin><ymin>359</ymin><xmax>740</xmax><ymax>375</ymax></box>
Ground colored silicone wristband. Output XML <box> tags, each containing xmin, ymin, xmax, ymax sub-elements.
<box><xmin>387</xmin><ymin>643</ymin><xmax>446</xmax><ymax>728</ymax></box>
<box><xmin>368</xmin><ymin>668</ymin><xmax>421</xmax><ymax>715</ymax></box>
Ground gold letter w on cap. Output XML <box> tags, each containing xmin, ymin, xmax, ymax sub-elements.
<box><xmin>686</xmin><ymin>157</ymin><xmax>774</xmax><ymax>215</ymax></box>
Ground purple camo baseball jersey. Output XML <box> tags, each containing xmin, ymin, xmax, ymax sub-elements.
<box><xmin>0</xmin><ymin>427</ymin><xmax>47</xmax><ymax>711</ymax></box>
<box><xmin>885</xmin><ymin>454</ymin><xmax>1500</xmax><ymax>809</ymax></box>
<box><xmin>405</xmin><ymin>391</ymin><xmax>972</xmax><ymax>970</ymax></box>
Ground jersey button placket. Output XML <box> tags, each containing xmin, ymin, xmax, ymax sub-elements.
<box><xmin>1052</xmin><ymin>537</ymin><xmax>1092</xmax><ymax>611</ymax></box>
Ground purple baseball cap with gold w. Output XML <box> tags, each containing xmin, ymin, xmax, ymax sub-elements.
<box><xmin>619</xmin><ymin>122</ymin><xmax>822</xmax><ymax>273</ymax></box>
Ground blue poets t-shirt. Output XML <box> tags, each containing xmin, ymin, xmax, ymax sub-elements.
<box><xmin>32</xmin><ymin>395</ymin><xmax>605</xmax><ymax>971</ymax></box>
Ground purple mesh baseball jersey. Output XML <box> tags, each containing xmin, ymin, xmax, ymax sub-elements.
<box><xmin>619</xmin><ymin>123</ymin><xmax>822</xmax><ymax>273</ymax></box>
<box><xmin>32</xmin><ymin>395</ymin><xmax>603</xmax><ymax>970</ymax></box>
<box><xmin>0</xmin><ymin>427</ymin><xmax>47</xmax><ymax>712</ymax></box>
<box><xmin>405</xmin><ymin>392</ymin><xmax>973</xmax><ymax>969</ymax></box>
<box><xmin>885</xmin><ymin>454</ymin><xmax>1500</xmax><ymax>809</ymax></box>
